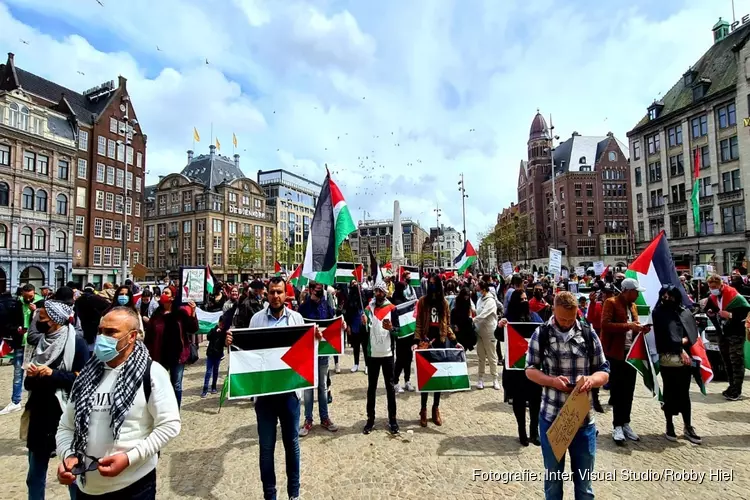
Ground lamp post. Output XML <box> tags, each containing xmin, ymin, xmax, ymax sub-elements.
<box><xmin>280</xmin><ymin>191</ymin><xmax>294</xmax><ymax>272</ymax></box>
<box><xmin>458</xmin><ymin>174</ymin><xmax>468</xmax><ymax>244</ymax></box>
<box><xmin>545</xmin><ymin>116</ymin><xmax>560</xmax><ymax>251</ymax></box>
<box><xmin>433</xmin><ymin>205</ymin><xmax>442</xmax><ymax>269</ymax></box>
<box><xmin>116</xmin><ymin>98</ymin><xmax>138</xmax><ymax>283</ymax></box>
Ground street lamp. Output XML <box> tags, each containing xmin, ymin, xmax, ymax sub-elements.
<box><xmin>433</xmin><ymin>205</ymin><xmax>442</xmax><ymax>269</ymax></box>
<box><xmin>116</xmin><ymin>98</ymin><xmax>138</xmax><ymax>283</ymax></box>
<box><xmin>458</xmin><ymin>174</ymin><xmax>468</xmax><ymax>244</ymax></box>
<box><xmin>280</xmin><ymin>191</ymin><xmax>294</xmax><ymax>272</ymax></box>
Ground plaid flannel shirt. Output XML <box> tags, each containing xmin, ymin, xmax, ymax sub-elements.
<box><xmin>525</xmin><ymin>317</ymin><xmax>610</xmax><ymax>425</ymax></box>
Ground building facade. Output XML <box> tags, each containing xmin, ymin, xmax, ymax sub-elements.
<box><xmin>144</xmin><ymin>147</ymin><xmax>274</xmax><ymax>282</ymax></box>
<box><xmin>427</xmin><ymin>225</ymin><xmax>462</xmax><ymax>268</ymax></box>
<box><xmin>257</xmin><ymin>169</ymin><xmax>320</xmax><ymax>270</ymax></box>
<box><xmin>350</xmin><ymin>218</ymin><xmax>429</xmax><ymax>266</ymax></box>
<box><xmin>517</xmin><ymin>110</ymin><xmax>633</xmax><ymax>274</ymax></box>
<box><xmin>628</xmin><ymin>18</ymin><xmax>750</xmax><ymax>274</ymax></box>
<box><xmin>0</xmin><ymin>53</ymin><xmax>78</xmax><ymax>292</ymax></box>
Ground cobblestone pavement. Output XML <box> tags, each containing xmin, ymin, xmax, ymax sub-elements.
<box><xmin>0</xmin><ymin>348</ymin><xmax>749</xmax><ymax>499</ymax></box>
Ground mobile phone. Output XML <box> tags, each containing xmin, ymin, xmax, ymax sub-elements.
<box><xmin>566</xmin><ymin>382</ymin><xmax>577</xmax><ymax>388</ymax></box>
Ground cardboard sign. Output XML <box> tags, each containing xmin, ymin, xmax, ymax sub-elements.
<box><xmin>131</xmin><ymin>263</ymin><xmax>148</xmax><ymax>280</ymax></box>
<box><xmin>561</xmin><ymin>269</ymin><xmax>569</xmax><ymax>279</ymax></box>
<box><xmin>574</xmin><ymin>266</ymin><xmax>585</xmax><ymax>277</ymax></box>
<box><xmin>545</xmin><ymin>378</ymin><xmax>590</xmax><ymax>463</ymax></box>
<box><xmin>502</xmin><ymin>261</ymin><xmax>513</xmax><ymax>277</ymax></box>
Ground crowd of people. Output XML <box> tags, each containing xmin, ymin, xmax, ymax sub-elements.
<box><xmin>0</xmin><ymin>265</ymin><xmax>748</xmax><ymax>500</ymax></box>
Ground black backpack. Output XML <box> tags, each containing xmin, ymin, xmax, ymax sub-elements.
<box><xmin>537</xmin><ymin>323</ymin><xmax>597</xmax><ymax>373</ymax></box>
<box><xmin>142</xmin><ymin>359</ymin><xmax>152</xmax><ymax>403</ymax></box>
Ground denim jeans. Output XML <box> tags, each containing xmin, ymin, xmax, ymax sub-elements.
<box><xmin>304</xmin><ymin>357</ymin><xmax>329</xmax><ymax>422</ymax></box>
<box><xmin>13</xmin><ymin>347</ymin><xmax>24</xmax><ymax>404</ymax></box>
<box><xmin>255</xmin><ymin>392</ymin><xmax>301</xmax><ymax>500</ymax></box>
<box><xmin>169</xmin><ymin>363</ymin><xmax>185</xmax><ymax>408</ymax></box>
<box><xmin>539</xmin><ymin>416</ymin><xmax>596</xmax><ymax>500</ymax></box>
<box><xmin>202</xmin><ymin>356</ymin><xmax>221</xmax><ymax>393</ymax></box>
<box><xmin>27</xmin><ymin>451</ymin><xmax>77</xmax><ymax>500</ymax></box>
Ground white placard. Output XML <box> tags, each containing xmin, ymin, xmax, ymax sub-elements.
<box><xmin>549</xmin><ymin>248</ymin><xmax>562</xmax><ymax>277</ymax></box>
<box><xmin>502</xmin><ymin>261</ymin><xmax>513</xmax><ymax>277</ymax></box>
<box><xmin>574</xmin><ymin>266</ymin><xmax>585</xmax><ymax>277</ymax></box>
<box><xmin>693</xmin><ymin>265</ymin><xmax>707</xmax><ymax>280</ymax></box>
<box><xmin>593</xmin><ymin>261</ymin><xmax>605</xmax><ymax>276</ymax></box>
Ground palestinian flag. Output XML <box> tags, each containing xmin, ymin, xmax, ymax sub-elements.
<box><xmin>334</xmin><ymin>262</ymin><xmax>362</xmax><ymax>285</ymax></box>
<box><xmin>691</xmin><ymin>148</ymin><xmax>701</xmax><ymax>234</ymax></box>
<box><xmin>303</xmin><ymin>316</ymin><xmax>344</xmax><ymax>356</ymax></box>
<box><xmin>0</xmin><ymin>339</ymin><xmax>12</xmax><ymax>358</ymax></box>
<box><xmin>196</xmin><ymin>308</ymin><xmax>223</xmax><ymax>335</ymax></box>
<box><xmin>352</xmin><ymin>263</ymin><xmax>364</xmax><ymax>282</ymax></box>
<box><xmin>395</xmin><ymin>299</ymin><xmax>418</xmax><ymax>338</ymax></box>
<box><xmin>274</xmin><ymin>261</ymin><xmax>283</xmax><ymax>276</ymax></box>
<box><xmin>708</xmin><ymin>284</ymin><xmax>750</xmax><ymax>371</ymax></box>
<box><xmin>399</xmin><ymin>265</ymin><xmax>421</xmax><ymax>288</ymax></box>
<box><xmin>504</xmin><ymin>322</ymin><xmax>543</xmax><ymax>370</ymax></box>
<box><xmin>225</xmin><ymin>324</ymin><xmax>317</xmax><ymax>399</ymax></box>
<box><xmin>368</xmin><ymin>244</ymin><xmax>383</xmax><ymax>284</ymax></box>
<box><xmin>453</xmin><ymin>240</ymin><xmax>477</xmax><ymax>274</ymax></box>
<box><xmin>415</xmin><ymin>348</ymin><xmax>470</xmax><ymax>392</ymax></box>
<box><xmin>690</xmin><ymin>337</ymin><xmax>713</xmax><ymax>395</ymax></box>
<box><xmin>626</xmin><ymin>331</ymin><xmax>661</xmax><ymax>401</ymax></box>
<box><xmin>206</xmin><ymin>265</ymin><xmax>219</xmax><ymax>295</ymax></box>
<box><xmin>289</xmin><ymin>264</ymin><xmax>308</xmax><ymax>288</ymax></box>
<box><xmin>302</xmin><ymin>171</ymin><xmax>356</xmax><ymax>285</ymax></box>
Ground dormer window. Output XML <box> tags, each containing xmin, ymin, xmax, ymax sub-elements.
<box><xmin>692</xmin><ymin>77</ymin><xmax>712</xmax><ymax>102</ymax></box>
<box><xmin>648</xmin><ymin>108</ymin><xmax>658</xmax><ymax>120</ymax></box>
<box><xmin>683</xmin><ymin>68</ymin><xmax>697</xmax><ymax>86</ymax></box>
<box><xmin>579</xmin><ymin>156</ymin><xmax>587</xmax><ymax>164</ymax></box>
<box><xmin>648</xmin><ymin>101</ymin><xmax>664</xmax><ymax>121</ymax></box>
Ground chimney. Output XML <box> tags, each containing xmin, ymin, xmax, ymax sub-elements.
<box><xmin>234</xmin><ymin>153</ymin><xmax>240</xmax><ymax>169</ymax></box>
<box><xmin>209</xmin><ymin>144</ymin><xmax>216</xmax><ymax>159</ymax></box>
<box><xmin>187</xmin><ymin>150</ymin><xmax>194</xmax><ymax>163</ymax></box>
<box><xmin>7</xmin><ymin>52</ymin><xmax>14</xmax><ymax>65</ymax></box>
<box><xmin>118</xmin><ymin>75</ymin><xmax>127</xmax><ymax>90</ymax></box>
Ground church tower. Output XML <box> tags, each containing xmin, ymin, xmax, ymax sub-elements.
<box><xmin>527</xmin><ymin>109</ymin><xmax>552</xmax><ymax>178</ymax></box>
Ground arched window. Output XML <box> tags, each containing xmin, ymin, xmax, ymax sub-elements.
<box><xmin>0</xmin><ymin>182</ymin><xmax>8</xmax><ymax>206</ymax></box>
<box><xmin>579</xmin><ymin>156</ymin><xmax>587</xmax><ymax>164</ymax></box>
<box><xmin>22</xmin><ymin>187</ymin><xmax>34</xmax><ymax>209</ymax></box>
<box><xmin>56</xmin><ymin>193</ymin><xmax>68</xmax><ymax>215</ymax></box>
<box><xmin>9</xmin><ymin>103</ymin><xmax>18</xmax><ymax>129</ymax></box>
<box><xmin>56</xmin><ymin>231</ymin><xmax>67</xmax><ymax>252</ymax></box>
<box><xmin>0</xmin><ymin>224</ymin><xmax>6</xmax><ymax>248</ymax></box>
<box><xmin>19</xmin><ymin>105</ymin><xmax>29</xmax><ymax>131</ymax></box>
<box><xmin>36</xmin><ymin>189</ymin><xmax>47</xmax><ymax>212</ymax></box>
<box><xmin>34</xmin><ymin>228</ymin><xmax>46</xmax><ymax>250</ymax></box>
<box><xmin>608</xmin><ymin>151</ymin><xmax>617</xmax><ymax>161</ymax></box>
<box><xmin>20</xmin><ymin>226</ymin><xmax>32</xmax><ymax>249</ymax></box>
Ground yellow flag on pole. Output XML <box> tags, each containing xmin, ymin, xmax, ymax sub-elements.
<box><xmin>193</xmin><ymin>127</ymin><xmax>200</xmax><ymax>142</ymax></box>
<box><xmin>216</xmin><ymin>138</ymin><xmax>221</xmax><ymax>151</ymax></box>
<box><xmin>232</xmin><ymin>133</ymin><xmax>238</xmax><ymax>148</ymax></box>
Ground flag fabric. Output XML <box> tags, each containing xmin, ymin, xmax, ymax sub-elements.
<box><xmin>626</xmin><ymin>331</ymin><xmax>662</xmax><ymax>401</ymax></box>
<box><xmin>352</xmin><ymin>263</ymin><xmax>364</xmax><ymax>283</ymax></box>
<box><xmin>289</xmin><ymin>264</ymin><xmax>308</xmax><ymax>288</ymax></box>
<box><xmin>689</xmin><ymin>337</ymin><xmax>713</xmax><ymax>395</ymax></box>
<box><xmin>302</xmin><ymin>316</ymin><xmax>344</xmax><ymax>356</ymax></box>
<box><xmin>193</xmin><ymin>127</ymin><xmax>200</xmax><ymax>142</ymax></box>
<box><xmin>302</xmin><ymin>171</ymin><xmax>356</xmax><ymax>285</ymax></box>
<box><xmin>368</xmin><ymin>244</ymin><xmax>383</xmax><ymax>284</ymax></box>
<box><xmin>225</xmin><ymin>324</ymin><xmax>317</xmax><ymax>399</ymax></box>
<box><xmin>206</xmin><ymin>265</ymin><xmax>218</xmax><ymax>295</ymax></box>
<box><xmin>504</xmin><ymin>322</ymin><xmax>543</xmax><ymax>370</ymax></box>
<box><xmin>399</xmin><ymin>265</ymin><xmax>421</xmax><ymax>289</ymax></box>
<box><xmin>691</xmin><ymin>148</ymin><xmax>701</xmax><ymax>234</ymax></box>
<box><xmin>274</xmin><ymin>261</ymin><xmax>282</xmax><ymax>276</ymax></box>
<box><xmin>215</xmin><ymin>138</ymin><xmax>221</xmax><ymax>151</ymax></box>
<box><xmin>453</xmin><ymin>240</ymin><xmax>477</xmax><ymax>274</ymax></box>
<box><xmin>415</xmin><ymin>348</ymin><xmax>470</xmax><ymax>392</ymax></box>
<box><xmin>395</xmin><ymin>299</ymin><xmax>418</xmax><ymax>338</ymax></box>
<box><xmin>600</xmin><ymin>265</ymin><xmax>610</xmax><ymax>280</ymax></box>
<box><xmin>0</xmin><ymin>339</ymin><xmax>12</xmax><ymax>358</ymax></box>
<box><xmin>196</xmin><ymin>308</ymin><xmax>223</xmax><ymax>335</ymax></box>
<box><xmin>708</xmin><ymin>281</ymin><xmax>750</xmax><ymax>312</ymax></box>
<box><xmin>334</xmin><ymin>262</ymin><xmax>359</xmax><ymax>284</ymax></box>
<box><xmin>232</xmin><ymin>132</ymin><xmax>238</xmax><ymax>148</ymax></box>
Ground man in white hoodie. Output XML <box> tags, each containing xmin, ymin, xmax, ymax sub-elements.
<box><xmin>56</xmin><ymin>307</ymin><xmax>181</xmax><ymax>499</ymax></box>
<box><xmin>473</xmin><ymin>281</ymin><xmax>500</xmax><ymax>390</ymax></box>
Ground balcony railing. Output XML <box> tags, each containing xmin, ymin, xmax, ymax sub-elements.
<box><xmin>168</xmin><ymin>230</ymin><xmax>179</xmax><ymax>237</ymax></box>
<box><xmin>717</xmin><ymin>188</ymin><xmax>744</xmax><ymax>203</ymax></box>
<box><xmin>668</xmin><ymin>200</ymin><xmax>687</xmax><ymax>213</ymax></box>
<box><xmin>646</xmin><ymin>205</ymin><xmax>665</xmax><ymax>216</ymax></box>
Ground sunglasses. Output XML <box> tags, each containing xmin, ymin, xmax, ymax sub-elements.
<box><xmin>67</xmin><ymin>454</ymin><xmax>100</xmax><ymax>476</ymax></box>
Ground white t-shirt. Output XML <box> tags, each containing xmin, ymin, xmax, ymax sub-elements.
<box><xmin>56</xmin><ymin>361</ymin><xmax>181</xmax><ymax>495</ymax></box>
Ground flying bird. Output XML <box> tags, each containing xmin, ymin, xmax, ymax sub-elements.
<box><xmin>19</xmin><ymin>39</ymin><xmax>29</xmax><ymax>45</ymax></box>
<box><xmin>77</xmin><ymin>71</ymin><xmax>85</xmax><ymax>76</ymax></box>
<box><xmin>156</xmin><ymin>45</ymin><xmax>162</xmax><ymax>51</ymax></box>
<box><xmin>205</xmin><ymin>58</ymin><xmax>209</xmax><ymax>65</ymax></box>
<box><xmin>95</xmin><ymin>0</ymin><xmax>104</xmax><ymax>5</ymax></box>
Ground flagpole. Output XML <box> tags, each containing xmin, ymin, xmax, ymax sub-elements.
<box><xmin>346</xmin><ymin>239</ymin><xmax>367</xmax><ymax>314</ymax></box>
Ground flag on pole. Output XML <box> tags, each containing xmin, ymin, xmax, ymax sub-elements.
<box><xmin>453</xmin><ymin>240</ymin><xmax>477</xmax><ymax>274</ymax></box>
<box><xmin>334</xmin><ymin>262</ymin><xmax>361</xmax><ymax>284</ymax></box>
<box><xmin>289</xmin><ymin>264</ymin><xmax>308</xmax><ymax>288</ymax></box>
<box><xmin>691</xmin><ymin>148</ymin><xmax>701</xmax><ymax>234</ymax></box>
<box><xmin>223</xmin><ymin>324</ymin><xmax>317</xmax><ymax>401</ymax></box>
<box><xmin>206</xmin><ymin>265</ymin><xmax>218</xmax><ymax>295</ymax></box>
<box><xmin>415</xmin><ymin>349</ymin><xmax>470</xmax><ymax>392</ymax></box>
<box><xmin>368</xmin><ymin>244</ymin><xmax>383</xmax><ymax>284</ymax></box>
<box><xmin>302</xmin><ymin>170</ymin><xmax>356</xmax><ymax>285</ymax></box>
<box><xmin>196</xmin><ymin>308</ymin><xmax>223</xmax><ymax>335</ymax></box>
<box><xmin>0</xmin><ymin>339</ymin><xmax>12</xmax><ymax>358</ymax></box>
<box><xmin>302</xmin><ymin>316</ymin><xmax>345</xmax><ymax>356</ymax></box>
<box><xmin>626</xmin><ymin>331</ymin><xmax>661</xmax><ymax>401</ymax></box>
<box><xmin>215</xmin><ymin>138</ymin><xmax>221</xmax><ymax>151</ymax></box>
<box><xmin>395</xmin><ymin>299</ymin><xmax>418</xmax><ymax>338</ymax></box>
<box><xmin>193</xmin><ymin>127</ymin><xmax>200</xmax><ymax>142</ymax></box>
<box><xmin>504</xmin><ymin>322</ymin><xmax>543</xmax><ymax>370</ymax></box>
<box><xmin>274</xmin><ymin>261</ymin><xmax>282</xmax><ymax>276</ymax></box>
<box><xmin>233</xmin><ymin>132</ymin><xmax>238</xmax><ymax>148</ymax></box>
<box><xmin>690</xmin><ymin>337</ymin><xmax>713</xmax><ymax>395</ymax></box>
<box><xmin>352</xmin><ymin>263</ymin><xmax>364</xmax><ymax>283</ymax></box>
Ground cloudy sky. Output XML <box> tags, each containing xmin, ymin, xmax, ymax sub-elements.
<box><xmin>0</xmin><ymin>0</ymin><xmax>734</xmax><ymax>243</ymax></box>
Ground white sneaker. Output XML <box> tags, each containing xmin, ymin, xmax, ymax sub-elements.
<box><xmin>493</xmin><ymin>379</ymin><xmax>501</xmax><ymax>390</ymax></box>
<box><xmin>334</xmin><ymin>363</ymin><xmax>341</xmax><ymax>374</ymax></box>
<box><xmin>622</xmin><ymin>424</ymin><xmax>640</xmax><ymax>441</ymax></box>
<box><xmin>0</xmin><ymin>402</ymin><xmax>21</xmax><ymax>415</ymax></box>
<box><xmin>395</xmin><ymin>383</ymin><xmax>404</xmax><ymax>394</ymax></box>
<box><xmin>612</xmin><ymin>426</ymin><xmax>625</xmax><ymax>444</ymax></box>
<box><xmin>351</xmin><ymin>364</ymin><xmax>359</xmax><ymax>373</ymax></box>
<box><xmin>476</xmin><ymin>379</ymin><xmax>484</xmax><ymax>390</ymax></box>
<box><xmin>364</xmin><ymin>366</ymin><xmax>368</xmax><ymax>375</ymax></box>
<box><xmin>404</xmin><ymin>381</ymin><xmax>416</xmax><ymax>392</ymax></box>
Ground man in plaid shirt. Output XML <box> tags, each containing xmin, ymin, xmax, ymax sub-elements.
<box><xmin>526</xmin><ymin>291</ymin><xmax>610</xmax><ymax>500</ymax></box>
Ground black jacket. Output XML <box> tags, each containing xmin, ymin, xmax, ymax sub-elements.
<box><xmin>206</xmin><ymin>327</ymin><xmax>226</xmax><ymax>358</ymax></box>
<box><xmin>74</xmin><ymin>292</ymin><xmax>110</xmax><ymax>344</ymax></box>
<box><xmin>653</xmin><ymin>303</ymin><xmax>699</xmax><ymax>355</ymax></box>
<box><xmin>24</xmin><ymin>335</ymin><xmax>89</xmax><ymax>454</ymax></box>
<box><xmin>0</xmin><ymin>293</ymin><xmax>19</xmax><ymax>342</ymax></box>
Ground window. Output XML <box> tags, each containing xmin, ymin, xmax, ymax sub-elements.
<box><xmin>57</xmin><ymin>159</ymin><xmax>69</xmax><ymax>180</ymax></box>
<box><xmin>607</xmin><ymin>151</ymin><xmax>617</xmax><ymax>162</ymax></box>
<box><xmin>113</xmin><ymin>248</ymin><xmax>121</xmax><ymax>267</ymax></box>
<box><xmin>56</xmin><ymin>194</ymin><xmax>68</xmax><ymax>215</ymax></box>
<box><xmin>723</xmin><ymin>205</ymin><xmax>745</xmax><ymax>233</ymax></box>
<box><xmin>22</xmin><ymin>187</ymin><xmax>34</xmax><ymax>209</ymax></box>
<box><xmin>23</xmin><ymin>151</ymin><xmax>35</xmax><ymax>171</ymax></box>
<box><xmin>213</xmin><ymin>253</ymin><xmax>222</xmax><ymax>266</ymax></box>
<box><xmin>254</xmin><ymin>199</ymin><xmax>262</xmax><ymax>209</ymax></box>
<box><xmin>134</xmin><ymin>226</ymin><xmax>140</xmax><ymax>242</ymax></box>
<box><xmin>648</xmin><ymin>161</ymin><xmax>662</xmax><ymax>183</ymax></box>
<box><xmin>93</xmin><ymin>246</ymin><xmax>102</xmax><ymax>266</ymax></box>
<box><xmin>116</xmin><ymin>143</ymin><xmax>125</xmax><ymax>163</ymax></box>
<box><xmin>699</xmin><ymin>177</ymin><xmax>712</xmax><ymax>197</ymax></box>
<box><xmin>667</xmin><ymin>125</ymin><xmax>683</xmax><ymax>147</ymax></box>
<box><xmin>95</xmin><ymin>191</ymin><xmax>104</xmax><ymax>210</ymax></box>
<box><xmin>103</xmin><ymin>247</ymin><xmax>112</xmax><ymax>266</ymax></box>
<box><xmin>77</xmin><ymin>159</ymin><xmax>87</xmax><ymax>180</ymax></box>
<box><xmin>228</xmin><ymin>221</ymin><xmax>236</xmax><ymax>234</ymax></box>
<box><xmin>636</xmin><ymin>193</ymin><xmax>643</xmax><ymax>212</ymax></box>
<box><xmin>76</xmin><ymin>187</ymin><xmax>86</xmax><ymax>208</ymax></box>
<box><xmin>0</xmin><ymin>225</ymin><xmax>6</xmax><ymax>248</ymax></box>
<box><xmin>94</xmin><ymin>218</ymin><xmax>103</xmax><ymax>238</ymax></box>
<box><xmin>213</xmin><ymin>219</ymin><xmax>222</xmax><ymax>233</ymax></box>
<box><xmin>633</xmin><ymin>140</ymin><xmax>641</xmax><ymax>160</ymax></box>
<box><xmin>0</xmin><ymin>144</ymin><xmax>9</xmax><ymax>166</ymax></box>
<box><xmin>720</xmin><ymin>136</ymin><xmax>739</xmax><ymax>162</ymax></box>
<box><xmin>650</xmin><ymin>189</ymin><xmax>664</xmax><ymax>207</ymax></box>
<box><xmin>671</xmin><ymin>183</ymin><xmax>686</xmax><ymax>203</ymax></box>
<box><xmin>104</xmin><ymin>220</ymin><xmax>113</xmax><ymax>239</ymax></box>
<box><xmin>106</xmin><ymin>166</ymin><xmax>115</xmax><ymax>185</ymax></box>
<box><xmin>717</xmin><ymin>102</ymin><xmax>737</xmax><ymax>129</ymax></box>
<box><xmin>110</xmin><ymin>117</ymin><xmax>118</xmax><ymax>133</ymax></box>
<box><xmin>575</xmin><ymin>201</ymin><xmax>582</xmax><ymax>216</ymax></box>
<box><xmin>56</xmin><ymin>231</ymin><xmax>67</xmax><ymax>252</ymax></box>
<box><xmin>116</xmin><ymin>168</ymin><xmax>124</xmax><ymax>188</ymax></box>
<box><xmin>586</xmin><ymin>201</ymin><xmax>594</xmax><ymax>215</ymax></box>
<box><xmin>638</xmin><ymin>221</ymin><xmax>645</xmax><ymax>241</ymax></box>
<box><xmin>126</xmin><ymin>172</ymin><xmax>133</xmax><ymax>191</ymax></box>
<box><xmin>36</xmin><ymin>190</ymin><xmax>47</xmax><ymax>212</ymax></box>
<box><xmin>126</xmin><ymin>197</ymin><xmax>132</xmax><ymax>215</ymax></box>
<box><xmin>213</xmin><ymin>236</ymin><xmax>222</xmax><ymax>249</ymax></box>
<box><xmin>35</xmin><ymin>229</ymin><xmax>46</xmax><ymax>250</ymax></box>
<box><xmin>133</xmin><ymin>252</ymin><xmax>140</xmax><ymax>264</ymax></box>
<box><xmin>634</xmin><ymin>167</ymin><xmax>642</xmax><ymax>186</ymax></box>
<box><xmin>0</xmin><ymin>182</ymin><xmax>7</xmax><ymax>208</ymax></box>
<box><xmin>691</xmin><ymin>115</ymin><xmax>708</xmax><ymax>138</ymax></box>
<box><xmin>586</xmin><ymin>184</ymin><xmax>593</xmax><ymax>197</ymax></box>
<box><xmin>21</xmin><ymin>227</ymin><xmax>32</xmax><ymax>249</ymax></box>
<box><xmin>107</xmin><ymin>139</ymin><xmax>116</xmax><ymax>159</ymax></box>
<box><xmin>722</xmin><ymin>169</ymin><xmax>741</xmax><ymax>192</ymax></box>
<box><xmin>135</xmin><ymin>177</ymin><xmax>142</xmax><ymax>193</ymax></box>
<box><xmin>700</xmin><ymin>209</ymin><xmax>714</xmax><ymax>235</ymax></box>
<box><xmin>97</xmin><ymin>136</ymin><xmax>106</xmax><ymax>156</ymax></box>
<box><xmin>669</xmin><ymin>154</ymin><xmax>684</xmax><ymax>177</ymax></box>
<box><xmin>115</xmin><ymin>195</ymin><xmax>124</xmax><ymax>214</ymax></box>
<box><xmin>95</xmin><ymin>163</ymin><xmax>105</xmax><ymax>183</ymax></box>
<box><xmin>577</xmin><ymin>220</ymin><xmax>583</xmax><ymax>234</ymax></box>
<box><xmin>197</xmin><ymin>220</ymin><xmax>205</xmax><ymax>232</ymax></box>
<box><xmin>105</xmin><ymin>192</ymin><xmax>114</xmax><ymax>212</ymax></box>
<box><xmin>78</xmin><ymin>130</ymin><xmax>89</xmax><ymax>151</ymax></box>
<box><xmin>75</xmin><ymin>216</ymin><xmax>85</xmax><ymax>236</ymax></box>
<box><xmin>693</xmin><ymin>146</ymin><xmax>711</xmax><ymax>171</ymax></box>
<box><xmin>197</xmin><ymin>235</ymin><xmax>205</xmax><ymax>250</ymax></box>
<box><xmin>228</xmin><ymin>192</ymin><xmax>237</xmax><ymax>203</ymax></box>
<box><xmin>135</xmin><ymin>202</ymin><xmax>141</xmax><ymax>217</ymax></box>
<box><xmin>136</xmin><ymin>151</ymin><xmax>143</xmax><ymax>168</ymax></box>
<box><xmin>646</xmin><ymin>133</ymin><xmax>660</xmax><ymax>155</ymax></box>
<box><xmin>114</xmin><ymin>221</ymin><xmax>122</xmax><ymax>240</ymax></box>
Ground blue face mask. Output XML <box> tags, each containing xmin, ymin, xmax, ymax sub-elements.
<box><xmin>94</xmin><ymin>334</ymin><xmax>127</xmax><ymax>363</ymax></box>
<box><xmin>711</xmin><ymin>288</ymin><xmax>721</xmax><ymax>297</ymax></box>
<box><xmin>116</xmin><ymin>295</ymin><xmax>129</xmax><ymax>306</ymax></box>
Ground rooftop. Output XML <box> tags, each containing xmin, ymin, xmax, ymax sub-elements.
<box><xmin>552</xmin><ymin>133</ymin><xmax>629</xmax><ymax>173</ymax></box>
<box><xmin>181</xmin><ymin>146</ymin><xmax>245</xmax><ymax>189</ymax></box>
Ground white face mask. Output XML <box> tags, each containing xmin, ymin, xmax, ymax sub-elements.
<box><xmin>711</xmin><ymin>288</ymin><xmax>721</xmax><ymax>296</ymax></box>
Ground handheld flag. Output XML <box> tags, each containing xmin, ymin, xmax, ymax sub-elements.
<box><xmin>302</xmin><ymin>170</ymin><xmax>356</xmax><ymax>285</ymax></box>
<box><xmin>0</xmin><ymin>339</ymin><xmax>12</xmax><ymax>358</ymax></box>
<box><xmin>303</xmin><ymin>316</ymin><xmax>345</xmax><ymax>356</ymax></box>
<box><xmin>206</xmin><ymin>265</ymin><xmax>218</xmax><ymax>295</ymax></box>
<box><xmin>689</xmin><ymin>337</ymin><xmax>713</xmax><ymax>395</ymax></box>
<box><xmin>415</xmin><ymin>349</ymin><xmax>470</xmax><ymax>392</ymax></box>
<box><xmin>334</xmin><ymin>262</ymin><xmax>360</xmax><ymax>284</ymax></box>
<box><xmin>193</xmin><ymin>127</ymin><xmax>200</xmax><ymax>142</ymax></box>
<box><xmin>395</xmin><ymin>299</ymin><xmax>418</xmax><ymax>338</ymax></box>
<box><xmin>196</xmin><ymin>308</ymin><xmax>223</xmax><ymax>335</ymax></box>
<box><xmin>274</xmin><ymin>261</ymin><xmax>283</xmax><ymax>276</ymax></box>
<box><xmin>353</xmin><ymin>263</ymin><xmax>364</xmax><ymax>283</ymax></box>
<box><xmin>504</xmin><ymin>322</ymin><xmax>543</xmax><ymax>370</ymax></box>
<box><xmin>626</xmin><ymin>331</ymin><xmax>661</xmax><ymax>401</ymax></box>
<box><xmin>289</xmin><ymin>264</ymin><xmax>308</xmax><ymax>288</ymax></box>
<box><xmin>368</xmin><ymin>244</ymin><xmax>383</xmax><ymax>284</ymax></box>
<box><xmin>454</xmin><ymin>240</ymin><xmax>477</xmax><ymax>274</ymax></box>
<box><xmin>225</xmin><ymin>324</ymin><xmax>317</xmax><ymax>399</ymax></box>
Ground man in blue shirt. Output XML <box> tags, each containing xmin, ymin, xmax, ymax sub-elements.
<box><xmin>297</xmin><ymin>282</ymin><xmax>339</xmax><ymax>437</ymax></box>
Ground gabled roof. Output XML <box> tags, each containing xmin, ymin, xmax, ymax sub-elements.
<box><xmin>553</xmin><ymin>134</ymin><xmax>628</xmax><ymax>173</ymax></box>
<box><xmin>180</xmin><ymin>146</ymin><xmax>245</xmax><ymax>190</ymax></box>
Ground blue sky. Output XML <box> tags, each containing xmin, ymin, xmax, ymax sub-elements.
<box><xmin>0</xmin><ymin>0</ymin><xmax>735</xmax><ymax>243</ymax></box>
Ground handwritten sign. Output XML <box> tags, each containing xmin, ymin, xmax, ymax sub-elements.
<box><xmin>545</xmin><ymin>378</ymin><xmax>590</xmax><ymax>462</ymax></box>
<box><xmin>593</xmin><ymin>261</ymin><xmax>605</xmax><ymax>276</ymax></box>
<box><xmin>180</xmin><ymin>266</ymin><xmax>206</xmax><ymax>304</ymax></box>
<box><xmin>549</xmin><ymin>248</ymin><xmax>562</xmax><ymax>277</ymax></box>
<box><xmin>502</xmin><ymin>261</ymin><xmax>513</xmax><ymax>277</ymax></box>
<box><xmin>574</xmin><ymin>266</ymin><xmax>585</xmax><ymax>277</ymax></box>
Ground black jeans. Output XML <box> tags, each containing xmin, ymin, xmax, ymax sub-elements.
<box><xmin>420</xmin><ymin>392</ymin><xmax>441</xmax><ymax>409</ymax></box>
<box><xmin>512</xmin><ymin>378</ymin><xmax>542</xmax><ymax>438</ymax></box>
<box><xmin>661</xmin><ymin>365</ymin><xmax>692</xmax><ymax>421</ymax></box>
<box><xmin>351</xmin><ymin>330</ymin><xmax>368</xmax><ymax>366</ymax></box>
<box><xmin>609</xmin><ymin>358</ymin><xmax>637</xmax><ymax>427</ymax></box>
<box><xmin>393</xmin><ymin>337</ymin><xmax>413</xmax><ymax>384</ymax></box>
<box><xmin>74</xmin><ymin>469</ymin><xmax>156</xmax><ymax>500</ymax></box>
<box><xmin>366</xmin><ymin>356</ymin><xmax>397</xmax><ymax>422</ymax></box>
<box><xmin>719</xmin><ymin>333</ymin><xmax>745</xmax><ymax>394</ymax></box>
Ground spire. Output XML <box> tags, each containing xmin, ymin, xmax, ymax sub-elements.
<box><xmin>529</xmin><ymin>110</ymin><xmax>549</xmax><ymax>141</ymax></box>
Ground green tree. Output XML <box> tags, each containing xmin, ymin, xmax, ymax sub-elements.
<box><xmin>338</xmin><ymin>241</ymin><xmax>355</xmax><ymax>263</ymax></box>
<box><xmin>229</xmin><ymin>234</ymin><xmax>264</xmax><ymax>276</ymax></box>
<box><xmin>377</xmin><ymin>247</ymin><xmax>392</xmax><ymax>265</ymax></box>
